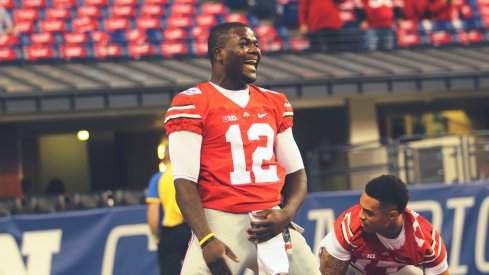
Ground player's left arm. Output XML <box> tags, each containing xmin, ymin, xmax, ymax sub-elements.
<box><xmin>248</xmin><ymin>127</ymin><xmax>307</xmax><ymax>242</ymax></box>
<box><xmin>319</xmin><ymin>248</ymin><xmax>350</xmax><ymax>275</ymax></box>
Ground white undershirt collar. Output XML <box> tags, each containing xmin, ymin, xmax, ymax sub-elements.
<box><xmin>209</xmin><ymin>82</ymin><xmax>250</xmax><ymax>108</ymax></box>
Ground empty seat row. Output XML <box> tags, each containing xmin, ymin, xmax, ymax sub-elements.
<box><xmin>0</xmin><ymin>189</ymin><xmax>147</xmax><ymax>216</ymax></box>
<box><xmin>6</xmin><ymin>0</ymin><xmax>205</xmax><ymax>9</ymax></box>
<box><xmin>0</xmin><ymin>35</ymin><xmax>310</xmax><ymax>61</ymax></box>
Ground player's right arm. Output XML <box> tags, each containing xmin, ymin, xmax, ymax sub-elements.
<box><xmin>165</xmin><ymin>89</ymin><xmax>238</xmax><ymax>274</ymax></box>
<box><xmin>319</xmin><ymin>248</ymin><xmax>350</xmax><ymax>275</ymax></box>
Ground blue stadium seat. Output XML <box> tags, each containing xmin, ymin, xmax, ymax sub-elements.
<box><xmin>277</xmin><ymin>0</ymin><xmax>299</xmax><ymax>29</ymax></box>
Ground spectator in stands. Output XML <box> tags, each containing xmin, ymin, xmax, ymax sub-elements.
<box><xmin>45</xmin><ymin>178</ymin><xmax>67</xmax><ymax>195</ymax></box>
<box><xmin>402</xmin><ymin>0</ymin><xmax>430</xmax><ymax>21</ymax></box>
<box><xmin>164</xmin><ymin>22</ymin><xmax>319</xmax><ymax>274</ymax></box>
<box><xmin>355</xmin><ymin>0</ymin><xmax>402</xmax><ymax>51</ymax></box>
<box><xmin>299</xmin><ymin>0</ymin><xmax>344</xmax><ymax>52</ymax></box>
<box><xmin>428</xmin><ymin>0</ymin><xmax>467</xmax><ymax>21</ymax></box>
<box><xmin>317</xmin><ymin>174</ymin><xmax>449</xmax><ymax>275</ymax></box>
<box><xmin>0</xmin><ymin>6</ymin><xmax>13</xmax><ymax>35</ymax></box>
<box><xmin>146</xmin><ymin>139</ymin><xmax>190</xmax><ymax>275</ymax></box>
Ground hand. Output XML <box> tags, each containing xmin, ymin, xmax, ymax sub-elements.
<box><xmin>299</xmin><ymin>24</ymin><xmax>308</xmax><ymax>34</ymax></box>
<box><xmin>247</xmin><ymin>208</ymin><xmax>292</xmax><ymax>243</ymax></box>
<box><xmin>202</xmin><ymin>238</ymin><xmax>239</xmax><ymax>275</ymax></box>
<box><xmin>360</xmin><ymin>21</ymin><xmax>369</xmax><ymax>31</ymax></box>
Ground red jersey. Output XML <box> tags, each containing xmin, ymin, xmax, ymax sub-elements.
<box><xmin>428</xmin><ymin>0</ymin><xmax>465</xmax><ymax>21</ymax></box>
<box><xmin>357</xmin><ymin>0</ymin><xmax>395</xmax><ymax>28</ymax></box>
<box><xmin>329</xmin><ymin>205</ymin><xmax>448</xmax><ymax>274</ymax></box>
<box><xmin>402</xmin><ymin>0</ymin><xmax>429</xmax><ymax>20</ymax></box>
<box><xmin>299</xmin><ymin>0</ymin><xmax>343</xmax><ymax>31</ymax></box>
<box><xmin>164</xmin><ymin>82</ymin><xmax>293</xmax><ymax>213</ymax></box>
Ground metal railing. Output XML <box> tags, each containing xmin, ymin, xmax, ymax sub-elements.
<box><xmin>307</xmin><ymin>132</ymin><xmax>489</xmax><ymax>192</ymax></box>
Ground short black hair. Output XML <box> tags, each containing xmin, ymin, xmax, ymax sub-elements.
<box><xmin>207</xmin><ymin>22</ymin><xmax>250</xmax><ymax>63</ymax></box>
<box><xmin>365</xmin><ymin>175</ymin><xmax>409</xmax><ymax>213</ymax></box>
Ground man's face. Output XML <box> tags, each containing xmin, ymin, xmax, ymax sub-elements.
<box><xmin>221</xmin><ymin>26</ymin><xmax>261</xmax><ymax>84</ymax></box>
<box><xmin>358</xmin><ymin>192</ymin><xmax>395</xmax><ymax>233</ymax></box>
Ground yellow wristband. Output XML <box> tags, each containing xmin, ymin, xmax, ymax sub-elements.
<box><xmin>199</xmin><ymin>232</ymin><xmax>215</xmax><ymax>247</ymax></box>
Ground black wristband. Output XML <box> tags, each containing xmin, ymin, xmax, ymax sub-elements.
<box><xmin>200</xmin><ymin>235</ymin><xmax>216</xmax><ymax>248</ymax></box>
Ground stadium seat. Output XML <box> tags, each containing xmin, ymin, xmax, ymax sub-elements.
<box><xmin>397</xmin><ymin>30</ymin><xmax>422</xmax><ymax>48</ymax></box>
<box><xmin>64</xmin><ymin>32</ymin><xmax>90</xmax><ymax>44</ymax></box>
<box><xmin>30</xmin><ymin>32</ymin><xmax>57</xmax><ymax>44</ymax></box>
<box><xmin>288</xmin><ymin>36</ymin><xmax>310</xmax><ymax>52</ymax></box>
<box><xmin>14</xmin><ymin>9</ymin><xmax>40</xmax><ymax>21</ymax></box>
<box><xmin>109</xmin><ymin>6</ymin><xmax>136</xmax><ymax>18</ymax></box>
<box><xmin>146</xmin><ymin>28</ymin><xmax>163</xmax><ymax>42</ymax></box>
<box><xmin>0</xmin><ymin>197</ymin><xmax>22</xmax><ymax>216</ymax></box>
<box><xmin>91</xmin><ymin>30</ymin><xmax>111</xmax><ymax>43</ymax></box>
<box><xmin>457</xmin><ymin>29</ymin><xmax>484</xmax><ymax>43</ymax></box>
<box><xmin>85</xmin><ymin>0</ymin><xmax>108</xmax><ymax>7</ymax></box>
<box><xmin>77</xmin><ymin>6</ymin><xmax>103</xmax><ymax>18</ymax></box>
<box><xmin>224</xmin><ymin>13</ymin><xmax>250</xmax><ymax>25</ymax></box>
<box><xmin>60</xmin><ymin>44</ymin><xmax>92</xmax><ymax>59</ymax></box>
<box><xmin>0</xmin><ymin>34</ymin><xmax>19</xmax><ymax>46</ymax></box>
<box><xmin>0</xmin><ymin>0</ymin><xmax>14</xmax><ymax>9</ymax></box>
<box><xmin>191</xmin><ymin>26</ymin><xmax>209</xmax><ymax>40</ymax></box>
<box><xmin>52</xmin><ymin>0</ymin><xmax>77</xmax><ymax>8</ymax></box>
<box><xmin>174</xmin><ymin>0</ymin><xmax>199</xmax><ymax>4</ymax></box>
<box><xmin>170</xmin><ymin>4</ymin><xmax>197</xmax><ymax>16</ymax></box>
<box><xmin>73</xmin><ymin>191</ymin><xmax>113</xmax><ymax>209</ymax></box>
<box><xmin>104</xmin><ymin>18</ymin><xmax>131</xmax><ymax>32</ymax></box>
<box><xmin>201</xmin><ymin>2</ymin><xmax>227</xmax><ymax>16</ymax></box>
<box><xmin>72</xmin><ymin>17</ymin><xmax>100</xmax><ymax>32</ymax></box>
<box><xmin>162</xmin><ymin>27</ymin><xmax>187</xmax><ymax>41</ymax></box>
<box><xmin>195</xmin><ymin>14</ymin><xmax>219</xmax><ymax>28</ymax></box>
<box><xmin>39</xmin><ymin>19</ymin><xmax>69</xmax><ymax>33</ymax></box>
<box><xmin>23</xmin><ymin>44</ymin><xmax>58</xmax><ymax>60</ymax></box>
<box><xmin>166</xmin><ymin>15</ymin><xmax>194</xmax><ymax>28</ymax></box>
<box><xmin>427</xmin><ymin>31</ymin><xmax>453</xmax><ymax>46</ymax></box>
<box><xmin>29</xmin><ymin>195</ymin><xmax>66</xmax><ymax>213</ymax></box>
<box><xmin>113</xmin><ymin>189</ymin><xmax>146</xmax><ymax>206</ymax></box>
<box><xmin>21</xmin><ymin>0</ymin><xmax>47</xmax><ymax>9</ymax></box>
<box><xmin>144</xmin><ymin>0</ymin><xmax>167</xmax><ymax>5</ymax></box>
<box><xmin>125</xmin><ymin>29</ymin><xmax>147</xmax><ymax>43</ymax></box>
<box><xmin>0</xmin><ymin>47</ymin><xmax>22</xmax><ymax>61</ymax></box>
<box><xmin>255</xmin><ymin>24</ymin><xmax>280</xmax><ymax>42</ymax></box>
<box><xmin>45</xmin><ymin>8</ymin><xmax>72</xmax><ymax>20</ymax></box>
<box><xmin>113</xmin><ymin>0</ymin><xmax>138</xmax><ymax>5</ymax></box>
<box><xmin>277</xmin><ymin>0</ymin><xmax>299</xmax><ymax>29</ymax></box>
<box><xmin>160</xmin><ymin>40</ymin><xmax>188</xmax><ymax>57</ymax></box>
<box><xmin>136</xmin><ymin>17</ymin><xmax>162</xmax><ymax>30</ymax></box>
<box><xmin>128</xmin><ymin>42</ymin><xmax>155</xmax><ymax>58</ymax></box>
<box><xmin>94</xmin><ymin>43</ymin><xmax>125</xmax><ymax>58</ymax></box>
<box><xmin>140</xmin><ymin>5</ymin><xmax>165</xmax><ymax>17</ymax></box>
<box><xmin>191</xmin><ymin>38</ymin><xmax>207</xmax><ymax>56</ymax></box>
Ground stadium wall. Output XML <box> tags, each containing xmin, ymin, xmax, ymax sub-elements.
<box><xmin>1</xmin><ymin>182</ymin><xmax>488</xmax><ymax>275</ymax></box>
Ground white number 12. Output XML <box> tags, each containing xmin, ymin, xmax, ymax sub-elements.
<box><xmin>225</xmin><ymin>123</ymin><xmax>279</xmax><ymax>185</ymax></box>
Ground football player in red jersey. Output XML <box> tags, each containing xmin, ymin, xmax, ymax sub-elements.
<box><xmin>164</xmin><ymin>22</ymin><xmax>319</xmax><ymax>275</ymax></box>
<box><xmin>318</xmin><ymin>175</ymin><xmax>449</xmax><ymax>275</ymax></box>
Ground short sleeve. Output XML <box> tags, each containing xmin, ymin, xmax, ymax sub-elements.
<box><xmin>146</xmin><ymin>172</ymin><xmax>161</xmax><ymax>204</ymax></box>
<box><xmin>164</xmin><ymin>87</ymin><xmax>205</xmax><ymax>135</ymax></box>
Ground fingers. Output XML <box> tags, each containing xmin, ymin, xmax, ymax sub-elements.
<box><xmin>226</xmin><ymin>247</ymin><xmax>240</xmax><ymax>263</ymax></box>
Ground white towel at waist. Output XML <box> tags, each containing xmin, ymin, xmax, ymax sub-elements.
<box><xmin>249</xmin><ymin>207</ymin><xmax>289</xmax><ymax>275</ymax></box>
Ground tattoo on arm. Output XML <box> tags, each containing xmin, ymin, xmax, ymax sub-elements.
<box><xmin>319</xmin><ymin>248</ymin><xmax>350</xmax><ymax>275</ymax></box>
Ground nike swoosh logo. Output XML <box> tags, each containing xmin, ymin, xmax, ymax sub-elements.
<box><xmin>258</xmin><ymin>113</ymin><xmax>267</xmax><ymax>118</ymax></box>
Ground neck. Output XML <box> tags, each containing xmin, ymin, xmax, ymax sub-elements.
<box><xmin>210</xmin><ymin>69</ymin><xmax>247</xmax><ymax>90</ymax></box>
<box><xmin>379</xmin><ymin>215</ymin><xmax>404</xmax><ymax>239</ymax></box>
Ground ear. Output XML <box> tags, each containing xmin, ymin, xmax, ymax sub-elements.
<box><xmin>213</xmin><ymin>47</ymin><xmax>223</xmax><ymax>62</ymax></box>
<box><xmin>388</xmin><ymin>210</ymin><xmax>399</xmax><ymax>220</ymax></box>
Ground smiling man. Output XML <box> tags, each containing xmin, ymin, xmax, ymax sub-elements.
<box><xmin>164</xmin><ymin>22</ymin><xmax>319</xmax><ymax>275</ymax></box>
<box><xmin>317</xmin><ymin>175</ymin><xmax>449</xmax><ymax>275</ymax></box>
